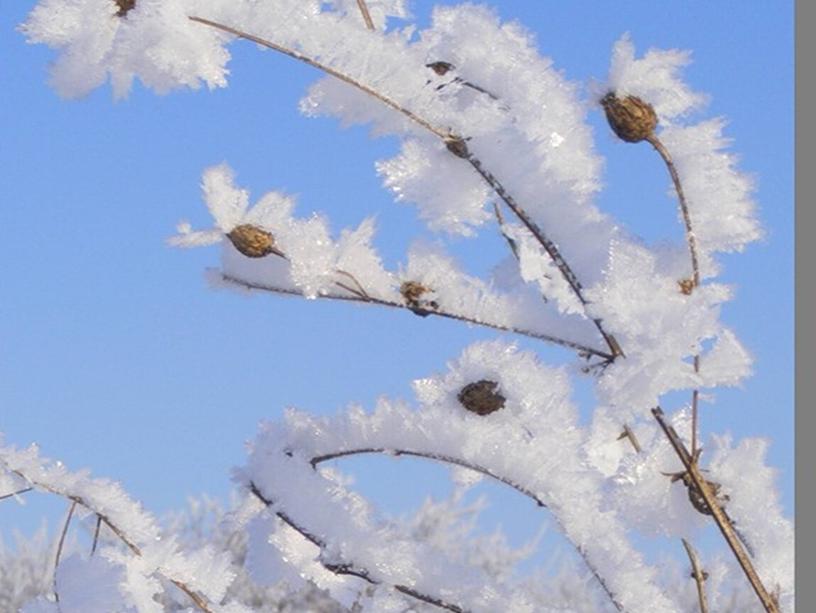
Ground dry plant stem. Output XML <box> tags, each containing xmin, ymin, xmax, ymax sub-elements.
<box><xmin>355</xmin><ymin>0</ymin><xmax>375</xmax><ymax>30</ymax></box>
<box><xmin>53</xmin><ymin>500</ymin><xmax>77</xmax><ymax>602</ymax></box>
<box><xmin>0</xmin><ymin>486</ymin><xmax>33</xmax><ymax>501</ymax></box>
<box><xmin>218</xmin><ymin>272</ymin><xmax>613</xmax><ymax>360</ymax></box>
<box><xmin>311</xmin><ymin>448</ymin><xmax>624</xmax><ymax>612</ymax></box>
<box><xmin>248</xmin><ymin>482</ymin><xmax>466</xmax><ymax>613</ymax></box>
<box><xmin>645</xmin><ymin>135</ymin><xmax>703</xmax><ymax>454</ymax></box>
<box><xmin>618</xmin><ymin>424</ymin><xmax>642</xmax><ymax>453</ymax></box>
<box><xmin>91</xmin><ymin>514</ymin><xmax>103</xmax><ymax>556</ymax></box>
<box><xmin>189</xmin><ymin>17</ymin><xmax>622</xmax><ymax>360</ymax></box>
<box><xmin>188</xmin><ymin>16</ymin><xmax>448</xmax><ymax>139</ymax></box>
<box><xmin>8</xmin><ymin>469</ymin><xmax>213</xmax><ymax>613</ymax></box>
<box><xmin>651</xmin><ymin>408</ymin><xmax>780</xmax><ymax>613</ymax></box>
<box><xmin>492</xmin><ymin>202</ymin><xmax>521</xmax><ymax>262</ymax></box>
<box><xmin>682</xmin><ymin>538</ymin><xmax>710</xmax><ymax>613</ymax></box>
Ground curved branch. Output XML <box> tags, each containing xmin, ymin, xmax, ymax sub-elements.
<box><xmin>188</xmin><ymin>17</ymin><xmax>622</xmax><ymax>362</ymax></box>
<box><xmin>310</xmin><ymin>447</ymin><xmax>623</xmax><ymax>612</ymax></box>
<box><xmin>248</xmin><ymin>482</ymin><xmax>466</xmax><ymax>612</ymax></box>
<box><xmin>682</xmin><ymin>538</ymin><xmax>710</xmax><ymax>613</ymax></box>
<box><xmin>218</xmin><ymin>272</ymin><xmax>614</xmax><ymax>360</ymax></box>
<box><xmin>7</xmin><ymin>469</ymin><xmax>214</xmax><ymax>613</ymax></box>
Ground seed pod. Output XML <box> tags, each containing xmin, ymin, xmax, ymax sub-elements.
<box><xmin>678</xmin><ymin>278</ymin><xmax>695</xmax><ymax>295</ymax></box>
<box><xmin>115</xmin><ymin>0</ymin><xmax>136</xmax><ymax>16</ymax></box>
<box><xmin>444</xmin><ymin>136</ymin><xmax>470</xmax><ymax>159</ymax></box>
<box><xmin>227</xmin><ymin>224</ymin><xmax>283</xmax><ymax>259</ymax></box>
<box><xmin>600</xmin><ymin>92</ymin><xmax>658</xmax><ymax>143</ymax></box>
<box><xmin>426</xmin><ymin>61</ymin><xmax>455</xmax><ymax>76</ymax></box>
<box><xmin>457</xmin><ymin>380</ymin><xmax>505</xmax><ymax>416</ymax></box>
<box><xmin>400</xmin><ymin>281</ymin><xmax>438</xmax><ymax>316</ymax></box>
<box><xmin>681</xmin><ymin>473</ymin><xmax>729</xmax><ymax>516</ymax></box>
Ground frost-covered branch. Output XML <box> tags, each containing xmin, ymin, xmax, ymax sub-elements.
<box><xmin>682</xmin><ymin>538</ymin><xmax>710</xmax><ymax>613</ymax></box>
<box><xmin>217</xmin><ymin>272</ymin><xmax>613</xmax><ymax>360</ymax></box>
<box><xmin>651</xmin><ymin>408</ymin><xmax>780</xmax><ymax>613</ymax></box>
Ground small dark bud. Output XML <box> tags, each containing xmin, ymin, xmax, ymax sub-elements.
<box><xmin>444</xmin><ymin>136</ymin><xmax>470</xmax><ymax>159</ymax></box>
<box><xmin>227</xmin><ymin>224</ymin><xmax>284</xmax><ymax>259</ymax></box>
<box><xmin>115</xmin><ymin>0</ymin><xmax>136</xmax><ymax>17</ymax></box>
<box><xmin>600</xmin><ymin>92</ymin><xmax>658</xmax><ymax>143</ymax></box>
<box><xmin>426</xmin><ymin>61</ymin><xmax>455</xmax><ymax>76</ymax></box>
<box><xmin>400</xmin><ymin>281</ymin><xmax>437</xmax><ymax>316</ymax></box>
<box><xmin>678</xmin><ymin>278</ymin><xmax>695</xmax><ymax>295</ymax></box>
<box><xmin>457</xmin><ymin>380</ymin><xmax>505</xmax><ymax>416</ymax></box>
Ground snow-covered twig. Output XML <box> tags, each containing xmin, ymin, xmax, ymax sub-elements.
<box><xmin>651</xmin><ymin>408</ymin><xmax>779</xmax><ymax>613</ymax></box>
<box><xmin>355</xmin><ymin>0</ymin><xmax>375</xmax><ymax>31</ymax></box>
<box><xmin>681</xmin><ymin>538</ymin><xmax>709</xmax><ymax>613</ymax></box>
<box><xmin>218</xmin><ymin>272</ymin><xmax>613</xmax><ymax>360</ymax></box>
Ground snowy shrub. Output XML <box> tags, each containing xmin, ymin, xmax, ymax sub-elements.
<box><xmin>3</xmin><ymin>1</ymin><xmax>792</xmax><ymax>612</ymax></box>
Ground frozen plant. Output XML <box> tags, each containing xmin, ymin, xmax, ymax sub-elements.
<box><xmin>4</xmin><ymin>1</ymin><xmax>793</xmax><ymax>612</ymax></box>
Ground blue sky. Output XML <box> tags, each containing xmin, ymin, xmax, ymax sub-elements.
<box><xmin>1</xmin><ymin>0</ymin><xmax>793</xmax><ymax>562</ymax></box>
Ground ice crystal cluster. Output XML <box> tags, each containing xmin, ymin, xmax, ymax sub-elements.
<box><xmin>3</xmin><ymin>1</ymin><xmax>792</xmax><ymax>612</ymax></box>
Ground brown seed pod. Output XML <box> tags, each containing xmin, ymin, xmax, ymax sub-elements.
<box><xmin>426</xmin><ymin>61</ymin><xmax>455</xmax><ymax>76</ymax></box>
<box><xmin>400</xmin><ymin>281</ymin><xmax>438</xmax><ymax>316</ymax></box>
<box><xmin>227</xmin><ymin>224</ymin><xmax>284</xmax><ymax>259</ymax></box>
<box><xmin>457</xmin><ymin>380</ymin><xmax>506</xmax><ymax>416</ymax></box>
<box><xmin>680</xmin><ymin>473</ymin><xmax>729</xmax><ymax>516</ymax></box>
<box><xmin>444</xmin><ymin>136</ymin><xmax>470</xmax><ymax>159</ymax></box>
<box><xmin>678</xmin><ymin>278</ymin><xmax>695</xmax><ymax>295</ymax></box>
<box><xmin>600</xmin><ymin>92</ymin><xmax>658</xmax><ymax>143</ymax></box>
<box><xmin>115</xmin><ymin>0</ymin><xmax>136</xmax><ymax>17</ymax></box>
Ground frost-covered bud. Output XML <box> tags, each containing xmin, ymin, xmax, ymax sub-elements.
<box><xmin>227</xmin><ymin>224</ymin><xmax>283</xmax><ymax>259</ymax></box>
<box><xmin>115</xmin><ymin>0</ymin><xmax>135</xmax><ymax>17</ymax></box>
<box><xmin>426</xmin><ymin>61</ymin><xmax>455</xmax><ymax>76</ymax></box>
<box><xmin>600</xmin><ymin>92</ymin><xmax>658</xmax><ymax>143</ymax></box>
<box><xmin>678</xmin><ymin>278</ymin><xmax>695</xmax><ymax>295</ymax></box>
<box><xmin>457</xmin><ymin>380</ymin><xmax>505</xmax><ymax>416</ymax></box>
<box><xmin>400</xmin><ymin>281</ymin><xmax>438</xmax><ymax>316</ymax></box>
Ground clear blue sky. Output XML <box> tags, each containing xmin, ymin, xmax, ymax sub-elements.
<box><xmin>1</xmin><ymin>1</ymin><xmax>793</xmax><ymax>559</ymax></box>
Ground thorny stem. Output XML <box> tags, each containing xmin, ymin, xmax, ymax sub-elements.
<box><xmin>53</xmin><ymin>500</ymin><xmax>77</xmax><ymax>603</ymax></box>
<box><xmin>248</xmin><ymin>482</ymin><xmax>466</xmax><ymax>612</ymax></box>
<box><xmin>682</xmin><ymin>538</ymin><xmax>710</xmax><ymax>613</ymax></box>
<box><xmin>651</xmin><ymin>408</ymin><xmax>780</xmax><ymax>613</ymax></box>
<box><xmin>189</xmin><ymin>16</ymin><xmax>622</xmax><ymax>361</ymax></box>
<box><xmin>311</xmin><ymin>447</ymin><xmax>624</xmax><ymax>612</ymax></box>
<box><xmin>218</xmin><ymin>272</ymin><xmax>614</xmax><ymax>360</ymax></box>
<box><xmin>355</xmin><ymin>0</ymin><xmax>375</xmax><ymax>30</ymax></box>
<box><xmin>6</xmin><ymin>469</ymin><xmax>214</xmax><ymax>613</ymax></box>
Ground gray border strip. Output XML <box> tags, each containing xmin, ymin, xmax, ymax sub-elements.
<box><xmin>796</xmin><ymin>0</ymin><xmax>812</xmax><ymax>610</ymax></box>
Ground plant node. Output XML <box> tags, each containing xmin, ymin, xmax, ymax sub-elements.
<box><xmin>600</xmin><ymin>92</ymin><xmax>658</xmax><ymax>143</ymax></box>
<box><xmin>457</xmin><ymin>380</ymin><xmax>505</xmax><ymax>416</ymax></box>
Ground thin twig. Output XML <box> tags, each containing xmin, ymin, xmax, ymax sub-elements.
<box><xmin>646</xmin><ymin>135</ymin><xmax>701</xmax><ymax>287</ymax></box>
<box><xmin>311</xmin><ymin>447</ymin><xmax>624</xmax><ymax>612</ymax></box>
<box><xmin>53</xmin><ymin>500</ymin><xmax>77</xmax><ymax>602</ymax></box>
<box><xmin>651</xmin><ymin>408</ymin><xmax>779</xmax><ymax>613</ymax></box>
<box><xmin>90</xmin><ymin>514</ymin><xmax>103</xmax><ymax>556</ymax></box>
<box><xmin>617</xmin><ymin>425</ymin><xmax>642</xmax><ymax>453</ymax></box>
<box><xmin>492</xmin><ymin>201</ymin><xmax>521</xmax><ymax>261</ymax></box>
<box><xmin>248</xmin><ymin>482</ymin><xmax>466</xmax><ymax>612</ymax></box>
<box><xmin>682</xmin><ymin>538</ymin><xmax>710</xmax><ymax>613</ymax></box>
<box><xmin>0</xmin><ymin>486</ymin><xmax>33</xmax><ymax>501</ymax></box>
<box><xmin>218</xmin><ymin>272</ymin><xmax>613</xmax><ymax>360</ymax></box>
<box><xmin>355</xmin><ymin>0</ymin><xmax>375</xmax><ymax>30</ymax></box>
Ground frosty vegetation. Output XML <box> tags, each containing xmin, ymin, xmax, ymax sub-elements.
<box><xmin>3</xmin><ymin>0</ymin><xmax>792</xmax><ymax>611</ymax></box>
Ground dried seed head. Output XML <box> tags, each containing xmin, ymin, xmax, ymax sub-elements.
<box><xmin>444</xmin><ymin>136</ymin><xmax>470</xmax><ymax>159</ymax></box>
<box><xmin>400</xmin><ymin>280</ymin><xmax>438</xmax><ymax>316</ymax></box>
<box><xmin>680</xmin><ymin>473</ymin><xmax>729</xmax><ymax>516</ymax></box>
<box><xmin>600</xmin><ymin>92</ymin><xmax>658</xmax><ymax>143</ymax></box>
<box><xmin>457</xmin><ymin>380</ymin><xmax>505</xmax><ymax>416</ymax></box>
<box><xmin>426</xmin><ymin>61</ymin><xmax>455</xmax><ymax>76</ymax></box>
<box><xmin>227</xmin><ymin>224</ymin><xmax>282</xmax><ymax>259</ymax></box>
<box><xmin>678</xmin><ymin>278</ymin><xmax>695</xmax><ymax>295</ymax></box>
<box><xmin>115</xmin><ymin>0</ymin><xmax>136</xmax><ymax>17</ymax></box>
